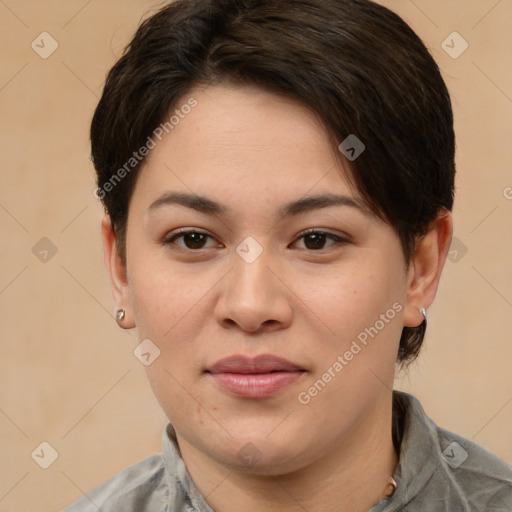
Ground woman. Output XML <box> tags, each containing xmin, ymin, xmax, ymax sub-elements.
<box><xmin>64</xmin><ymin>0</ymin><xmax>512</xmax><ymax>510</ymax></box>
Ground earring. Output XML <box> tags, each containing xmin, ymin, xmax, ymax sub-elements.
<box><xmin>420</xmin><ymin>307</ymin><xmax>427</xmax><ymax>323</ymax></box>
<box><xmin>383</xmin><ymin>476</ymin><xmax>397</xmax><ymax>499</ymax></box>
<box><xmin>115</xmin><ymin>309</ymin><xmax>126</xmax><ymax>323</ymax></box>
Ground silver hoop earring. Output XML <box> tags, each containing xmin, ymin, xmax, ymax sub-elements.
<box><xmin>116</xmin><ymin>309</ymin><xmax>126</xmax><ymax>322</ymax></box>
<box><xmin>420</xmin><ymin>307</ymin><xmax>427</xmax><ymax>322</ymax></box>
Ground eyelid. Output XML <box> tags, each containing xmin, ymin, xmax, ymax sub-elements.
<box><xmin>163</xmin><ymin>227</ymin><xmax>209</xmax><ymax>239</ymax></box>
<box><xmin>292</xmin><ymin>228</ymin><xmax>351</xmax><ymax>250</ymax></box>
<box><xmin>162</xmin><ymin>228</ymin><xmax>223</xmax><ymax>247</ymax></box>
<box><xmin>295</xmin><ymin>228</ymin><xmax>351</xmax><ymax>242</ymax></box>
<box><xmin>162</xmin><ymin>227</ymin><xmax>351</xmax><ymax>251</ymax></box>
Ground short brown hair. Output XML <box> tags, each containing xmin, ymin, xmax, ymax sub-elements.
<box><xmin>91</xmin><ymin>0</ymin><xmax>455</xmax><ymax>367</ymax></box>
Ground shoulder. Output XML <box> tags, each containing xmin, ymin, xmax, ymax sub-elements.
<box><xmin>63</xmin><ymin>453</ymin><xmax>168</xmax><ymax>512</ymax></box>
<box><xmin>395</xmin><ymin>391</ymin><xmax>512</xmax><ymax>511</ymax></box>
<box><xmin>434</xmin><ymin>425</ymin><xmax>512</xmax><ymax>510</ymax></box>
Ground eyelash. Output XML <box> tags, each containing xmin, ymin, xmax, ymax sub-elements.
<box><xmin>162</xmin><ymin>228</ymin><xmax>349</xmax><ymax>252</ymax></box>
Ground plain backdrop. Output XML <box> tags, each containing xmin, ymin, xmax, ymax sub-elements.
<box><xmin>1</xmin><ymin>1</ymin><xmax>511</xmax><ymax>510</ymax></box>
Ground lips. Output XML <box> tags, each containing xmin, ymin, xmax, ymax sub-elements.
<box><xmin>206</xmin><ymin>354</ymin><xmax>306</xmax><ymax>398</ymax></box>
<box><xmin>206</xmin><ymin>354</ymin><xmax>305</xmax><ymax>374</ymax></box>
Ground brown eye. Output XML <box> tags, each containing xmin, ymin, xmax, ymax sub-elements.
<box><xmin>163</xmin><ymin>230</ymin><xmax>219</xmax><ymax>250</ymax></box>
<box><xmin>294</xmin><ymin>230</ymin><xmax>348</xmax><ymax>251</ymax></box>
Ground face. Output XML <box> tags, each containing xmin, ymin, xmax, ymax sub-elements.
<box><xmin>108</xmin><ymin>83</ymin><xmax>433</xmax><ymax>475</ymax></box>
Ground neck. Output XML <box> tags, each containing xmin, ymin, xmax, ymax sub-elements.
<box><xmin>177</xmin><ymin>392</ymin><xmax>398</xmax><ymax>512</ymax></box>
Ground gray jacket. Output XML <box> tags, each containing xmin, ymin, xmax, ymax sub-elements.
<box><xmin>63</xmin><ymin>391</ymin><xmax>512</xmax><ymax>511</ymax></box>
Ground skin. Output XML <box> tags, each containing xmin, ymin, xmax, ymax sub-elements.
<box><xmin>102</xmin><ymin>83</ymin><xmax>453</xmax><ymax>511</ymax></box>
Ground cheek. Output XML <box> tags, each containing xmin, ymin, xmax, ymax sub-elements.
<box><xmin>301</xmin><ymin>256</ymin><xmax>405</xmax><ymax>343</ymax></box>
<box><xmin>129</xmin><ymin>261</ymin><xmax>213</xmax><ymax>425</ymax></box>
<box><xmin>297</xmin><ymin>265</ymin><xmax>404</xmax><ymax>413</ymax></box>
<box><xmin>301</xmin><ymin>254</ymin><xmax>406</xmax><ymax>402</ymax></box>
<box><xmin>128</xmin><ymin>247</ymin><xmax>210</xmax><ymax>341</ymax></box>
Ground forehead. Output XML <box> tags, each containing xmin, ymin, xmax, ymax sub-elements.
<box><xmin>131</xmin><ymin>83</ymin><xmax>360</xmax><ymax>213</ymax></box>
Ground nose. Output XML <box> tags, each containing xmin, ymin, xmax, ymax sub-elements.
<box><xmin>214</xmin><ymin>245</ymin><xmax>293</xmax><ymax>334</ymax></box>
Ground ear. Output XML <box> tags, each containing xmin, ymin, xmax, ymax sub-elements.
<box><xmin>101</xmin><ymin>214</ymin><xmax>135</xmax><ymax>329</ymax></box>
<box><xmin>403</xmin><ymin>209</ymin><xmax>453</xmax><ymax>328</ymax></box>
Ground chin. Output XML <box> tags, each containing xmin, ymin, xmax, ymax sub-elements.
<box><xmin>208</xmin><ymin>434</ymin><xmax>311</xmax><ymax>476</ymax></box>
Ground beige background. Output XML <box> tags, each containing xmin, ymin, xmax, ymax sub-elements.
<box><xmin>0</xmin><ymin>1</ymin><xmax>511</xmax><ymax>510</ymax></box>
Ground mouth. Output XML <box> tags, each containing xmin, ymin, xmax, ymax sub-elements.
<box><xmin>205</xmin><ymin>354</ymin><xmax>307</xmax><ymax>398</ymax></box>
<box><xmin>206</xmin><ymin>354</ymin><xmax>305</xmax><ymax>374</ymax></box>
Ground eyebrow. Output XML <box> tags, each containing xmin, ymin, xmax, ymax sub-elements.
<box><xmin>148</xmin><ymin>191</ymin><xmax>367</xmax><ymax>219</ymax></box>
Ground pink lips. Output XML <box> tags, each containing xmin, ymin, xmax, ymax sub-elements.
<box><xmin>206</xmin><ymin>354</ymin><xmax>306</xmax><ymax>398</ymax></box>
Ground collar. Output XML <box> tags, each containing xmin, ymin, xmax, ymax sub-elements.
<box><xmin>162</xmin><ymin>422</ymin><xmax>214</xmax><ymax>511</ymax></box>
<box><xmin>369</xmin><ymin>390</ymin><xmax>442</xmax><ymax>511</ymax></box>
<box><xmin>160</xmin><ymin>390</ymin><xmax>436</xmax><ymax>511</ymax></box>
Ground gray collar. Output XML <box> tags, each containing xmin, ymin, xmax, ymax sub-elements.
<box><xmin>161</xmin><ymin>391</ymin><xmax>439</xmax><ymax>511</ymax></box>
